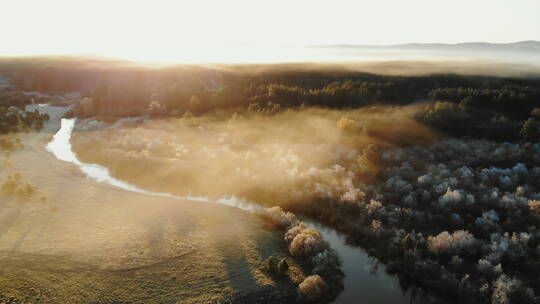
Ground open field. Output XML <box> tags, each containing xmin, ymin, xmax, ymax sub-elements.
<box><xmin>0</xmin><ymin>106</ymin><xmax>303</xmax><ymax>303</ymax></box>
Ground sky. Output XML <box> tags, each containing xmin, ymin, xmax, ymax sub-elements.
<box><xmin>1</xmin><ymin>0</ymin><xmax>539</xmax><ymax>62</ymax></box>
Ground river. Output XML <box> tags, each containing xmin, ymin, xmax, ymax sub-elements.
<box><xmin>47</xmin><ymin>117</ymin><xmax>414</xmax><ymax>304</ymax></box>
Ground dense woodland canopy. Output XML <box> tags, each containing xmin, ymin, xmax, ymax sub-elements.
<box><xmin>1</xmin><ymin>58</ymin><xmax>540</xmax><ymax>143</ymax></box>
<box><xmin>1</xmin><ymin>58</ymin><xmax>539</xmax><ymax>105</ymax></box>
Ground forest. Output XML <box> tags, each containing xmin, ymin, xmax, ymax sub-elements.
<box><xmin>2</xmin><ymin>59</ymin><xmax>540</xmax><ymax>304</ymax></box>
<box><xmin>2</xmin><ymin>57</ymin><xmax>540</xmax><ymax>142</ymax></box>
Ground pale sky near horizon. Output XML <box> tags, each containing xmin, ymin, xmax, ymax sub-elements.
<box><xmin>1</xmin><ymin>0</ymin><xmax>539</xmax><ymax>62</ymax></box>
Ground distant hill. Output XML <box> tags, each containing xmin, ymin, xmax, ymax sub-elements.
<box><xmin>310</xmin><ymin>41</ymin><xmax>540</xmax><ymax>65</ymax></box>
<box><xmin>313</xmin><ymin>41</ymin><xmax>540</xmax><ymax>52</ymax></box>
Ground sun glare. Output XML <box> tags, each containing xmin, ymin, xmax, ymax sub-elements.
<box><xmin>3</xmin><ymin>0</ymin><xmax>539</xmax><ymax>64</ymax></box>
<box><xmin>102</xmin><ymin>44</ymin><xmax>327</xmax><ymax>64</ymax></box>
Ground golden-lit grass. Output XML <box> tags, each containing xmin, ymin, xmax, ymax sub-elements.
<box><xmin>0</xmin><ymin>106</ymin><xmax>301</xmax><ymax>303</ymax></box>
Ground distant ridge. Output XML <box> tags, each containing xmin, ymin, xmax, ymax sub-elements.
<box><xmin>313</xmin><ymin>41</ymin><xmax>540</xmax><ymax>52</ymax></box>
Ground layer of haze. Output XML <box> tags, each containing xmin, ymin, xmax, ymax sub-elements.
<box><xmin>72</xmin><ymin>106</ymin><xmax>436</xmax><ymax>210</ymax></box>
<box><xmin>1</xmin><ymin>0</ymin><xmax>540</xmax><ymax>63</ymax></box>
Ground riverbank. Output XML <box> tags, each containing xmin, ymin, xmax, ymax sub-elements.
<box><xmin>68</xmin><ymin>110</ymin><xmax>436</xmax><ymax>303</ymax></box>
<box><xmin>0</xmin><ymin>105</ymin><xmax>303</xmax><ymax>303</ymax></box>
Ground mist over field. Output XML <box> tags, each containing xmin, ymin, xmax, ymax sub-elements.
<box><xmin>1</xmin><ymin>1</ymin><xmax>540</xmax><ymax>302</ymax></box>
<box><xmin>312</xmin><ymin>41</ymin><xmax>540</xmax><ymax>66</ymax></box>
<box><xmin>72</xmin><ymin>106</ymin><xmax>436</xmax><ymax>208</ymax></box>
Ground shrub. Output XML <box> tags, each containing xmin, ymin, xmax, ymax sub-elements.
<box><xmin>311</xmin><ymin>250</ymin><xmax>343</xmax><ymax>280</ymax></box>
<box><xmin>148</xmin><ymin>100</ymin><xmax>166</xmax><ymax>117</ymax></box>
<box><xmin>427</xmin><ymin>230</ymin><xmax>476</xmax><ymax>255</ymax></box>
<box><xmin>298</xmin><ymin>275</ymin><xmax>327</xmax><ymax>302</ymax></box>
<box><xmin>520</xmin><ymin>118</ymin><xmax>538</xmax><ymax>141</ymax></box>
<box><xmin>529</xmin><ymin>200</ymin><xmax>540</xmax><ymax>214</ymax></box>
<box><xmin>287</xmin><ymin>225</ymin><xmax>326</xmax><ymax>257</ymax></box>
<box><xmin>278</xmin><ymin>258</ymin><xmax>289</xmax><ymax>274</ymax></box>
<box><xmin>492</xmin><ymin>275</ymin><xmax>534</xmax><ymax>304</ymax></box>
<box><xmin>1</xmin><ymin>173</ymin><xmax>35</xmax><ymax>200</ymax></box>
<box><xmin>262</xmin><ymin>206</ymin><xmax>298</xmax><ymax>228</ymax></box>
<box><xmin>530</xmin><ymin>108</ymin><xmax>540</xmax><ymax>118</ymax></box>
<box><xmin>265</xmin><ymin>256</ymin><xmax>277</xmax><ymax>272</ymax></box>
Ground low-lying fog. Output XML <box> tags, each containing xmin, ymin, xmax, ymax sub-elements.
<box><xmin>72</xmin><ymin>106</ymin><xmax>435</xmax><ymax>210</ymax></box>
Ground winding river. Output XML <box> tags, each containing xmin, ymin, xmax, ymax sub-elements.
<box><xmin>47</xmin><ymin>117</ymin><xmax>413</xmax><ymax>304</ymax></box>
